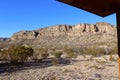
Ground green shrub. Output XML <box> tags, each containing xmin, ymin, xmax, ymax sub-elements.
<box><xmin>64</xmin><ymin>47</ymin><xmax>76</xmax><ymax>58</ymax></box>
<box><xmin>0</xmin><ymin>49</ymin><xmax>12</xmax><ymax>61</ymax></box>
<box><xmin>1</xmin><ymin>45</ymin><xmax>33</xmax><ymax>63</ymax></box>
<box><xmin>66</xmin><ymin>52</ymin><xmax>76</xmax><ymax>58</ymax></box>
<box><xmin>80</xmin><ymin>47</ymin><xmax>105</xmax><ymax>57</ymax></box>
<box><xmin>34</xmin><ymin>47</ymin><xmax>48</xmax><ymax>59</ymax></box>
<box><xmin>53</xmin><ymin>51</ymin><xmax>63</xmax><ymax>58</ymax></box>
<box><xmin>109</xmin><ymin>46</ymin><xmax>118</xmax><ymax>54</ymax></box>
<box><xmin>79</xmin><ymin>48</ymin><xmax>87</xmax><ymax>55</ymax></box>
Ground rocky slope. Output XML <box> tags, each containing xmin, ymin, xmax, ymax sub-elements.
<box><xmin>0</xmin><ymin>22</ymin><xmax>118</xmax><ymax>80</ymax></box>
<box><xmin>11</xmin><ymin>22</ymin><xmax>116</xmax><ymax>40</ymax></box>
<box><xmin>0</xmin><ymin>22</ymin><xmax>117</xmax><ymax>49</ymax></box>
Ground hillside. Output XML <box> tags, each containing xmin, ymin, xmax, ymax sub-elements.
<box><xmin>0</xmin><ymin>22</ymin><xmax>118</xmax><ymax>80</ymax></box>
<box><xmin>0</xmin><ymin>22</ymin><xmax>117</xmax><ymax>49</ymax></box>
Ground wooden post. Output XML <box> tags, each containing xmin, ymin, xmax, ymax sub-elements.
<box><xmin>116</xmin><ymin>11</ymin><xmax>120</xmax><ymax>80</ymax></box>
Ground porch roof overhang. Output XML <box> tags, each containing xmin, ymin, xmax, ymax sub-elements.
<box><xmin>57</xmin><ymin>0</ymin><xmax>120</xmax><ymax>17</ymax></box>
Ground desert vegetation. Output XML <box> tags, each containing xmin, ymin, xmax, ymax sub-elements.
<box><xmin>53</xmin><ymin>51</ymin><xmax>63</xmax><ymax>59</ymax></box>
<box><xmin>0</xmin><ymin>44</ymin><xmax>118</xmax><ymax>64</ymax></box>
<box><xmin>0</xmin><ymin>45</ymin><xmax>33</xmax><ymax>63</ymax></box>
<box><xmin>0</xmin><ymin>22</ymin><xmax>118</xmax><ymax>79</ymax></box>
<box><xmin>63</xmin><ymin>46</ymin><xmax>77</xmax><ymax>58</ymax></box>
<box><xmin>0</xmin><ymin>44</ymin><xmax>118</xmax><ymax>80</ymax></box>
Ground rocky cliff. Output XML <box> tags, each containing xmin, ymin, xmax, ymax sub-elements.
<box><xmin>0</xmin><ymin>22</ymin><xmax>117</xmax><ymax>49</ymax></box>
<box><xmin>10</xmin><ymin>22</ymin><xmax>116</xmax><ymax>40</ymax></box>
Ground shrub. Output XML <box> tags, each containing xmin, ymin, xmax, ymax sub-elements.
<box><xmin>53</xmin><ymin>51</ymin><xmax>63</xmax><ymax>58</ymax></box>
<box><xmin>64</xmin><ymin>47</ymin><xmax>76</xmax><ymax>58</ymax></box>
<box><xmin>109</xmin><ymin>46</ymin><xmax>118</xmax><ymax>54</ymax></box>
<box><xmin>66</xmin><ymin>52</ymin><xmax>76</xmax><ymax>58</ymax></box>
<box><xmin>34</xmin><ymin>47</ymin><xmax>48</xmax><ymax>59</ymax></box>
<box><xmin>81</xmin><ymin>47</ymin><xmax>105</xmax><ymax>57</ymax></box>
<box><xmin>79</xmin><ymin>48</ymin><xmax>86</xmax><ymax>55</ymax></box>
<box><xmin>1</xmin><ymin>45</ymin><xmax>33</xmax><ymax>63</ymax></box>
<box><xmin>41</xmin><ymin>53</ymin><xmax>49</xmax><ymax>59</ymax></box>
<box><xmin>0</xmin><ymin>49</ymin><xmax>11</xmax><ymax>61</ymax></box>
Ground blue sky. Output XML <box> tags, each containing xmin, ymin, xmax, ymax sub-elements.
<box><xmin>0</xmin><ymin>0</ymin><xmax>116</xmax><ymax>37</ymax></box>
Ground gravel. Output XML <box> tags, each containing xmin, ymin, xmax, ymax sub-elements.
<box><xmin>0</xmin><ymin>55</ymin><xmax>118</xmax><ymax>80</ymax></box>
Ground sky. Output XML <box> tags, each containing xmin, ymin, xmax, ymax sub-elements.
<box><xmin>0</xmin><ymin>0</ymin><xmax>116</xmax><ymax>37</ymax></box>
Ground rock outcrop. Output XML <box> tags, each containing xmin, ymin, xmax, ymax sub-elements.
<box><xmin>10</xmin><ymin>22</ymin><xmax>116</xmax><ymax>40</ymax></box>
<box><xmin>11</xmin><ymin>31</ymin><xmax>39</xmax><ymax>40</ymax></box>
<box><xmin>0</xmin><ymin>22</ymin><xmax>117</xmax><ymax>49</ymax></box>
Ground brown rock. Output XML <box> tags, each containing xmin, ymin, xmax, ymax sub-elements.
<box><xmin>10</xmin><ymin>22</ymin><xmax>116</xmax><ymax>40</ymax></box>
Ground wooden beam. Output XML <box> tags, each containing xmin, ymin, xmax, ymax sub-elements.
<box><xmin>117</xmin><ymin>11</ymin><xmax>120</xmax><ymax>57</ymax></box>
<box><xmin>58</xmin><ymin>0</ymin><xmax>120</xmax><ymax>17</ymax></box>
<box><xmin>116</xmin><ymin>10</ymin><xmax>120</xmax><ymax>80</ymax></box>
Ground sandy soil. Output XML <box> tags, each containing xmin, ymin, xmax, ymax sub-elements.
<box><xmin>0</xmin><ymin>55</ymin><xmax>119</xmax><ymax>80</ymax></box>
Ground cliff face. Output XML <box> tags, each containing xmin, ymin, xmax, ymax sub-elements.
<box><xmin>0</xmin><ymin>22</ymin><xmax>116</xmax><ymax>49</ymax></box>
<box><xmin>10</xmin><ymin>22</ymin><xmax>116</xmax><ymax>40</ymax></box>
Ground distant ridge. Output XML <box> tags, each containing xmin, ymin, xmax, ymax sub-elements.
<box><xmin>10</xmin><ymin>22</ymin><xmax>116</xmax><ymax>40</ymax></box>
<box><xmin>0</xmin><ymin>22</ymin><xmax>117</xmax><ymax>49</ymax></box>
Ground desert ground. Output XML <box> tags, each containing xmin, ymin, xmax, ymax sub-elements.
<box><xmin>0</xmin><ymin>55</ymin><xmax>118</xmax><ymax>80</ymax></box>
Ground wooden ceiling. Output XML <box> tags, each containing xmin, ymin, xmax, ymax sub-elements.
<box><xmin>57</xmin><ymin>0</ymin><xmax>120</xmax><ymax>17</ymax></box>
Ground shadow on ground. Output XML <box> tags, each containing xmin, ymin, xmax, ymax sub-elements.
<box><xmin>0</xmin><ymin>58</ymin><xmax>71</xmax><ymax>74</ymax></box>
